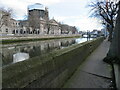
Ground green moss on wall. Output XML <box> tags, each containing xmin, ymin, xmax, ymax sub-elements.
<box><xmin>2</xmin><ymin>36</ymin><xmax>81</xmax><ymax>44</ymax></box>
<box><xmin>2</xmin><ymin>37</ymin><xmax>104</xmax><ymax>88</ymax></box>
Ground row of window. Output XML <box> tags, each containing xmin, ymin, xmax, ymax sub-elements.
<box><xmin>12</xmin><ymin>29</ymin><xmax>40</xmax><ymax>34</ymax></box>
<box><xmin>13</xmin><ymin>22</ymin><xmax>20</xmax><ymax>26</ymax></box>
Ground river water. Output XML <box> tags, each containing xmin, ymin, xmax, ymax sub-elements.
<box><xmin>1</xmin><ymin>38</ymin><xmax>92</xmax><ymax>67</ymax></box>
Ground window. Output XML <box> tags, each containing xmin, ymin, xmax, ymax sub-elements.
<box><xmin>12</xmin><ymin>30</ymin><xmax>15</xmax><ymax>34</ymax></box>
<box><xmin>24</xmin><ymin>31</ymin><xmax>26</xmax><ymax>34</ymax></box>
<box><xmin>38</xmin><ymin>31</ymin><xmax>40</xmax><ymax>34</ymax></box>
<box><xmin>16</xmin><ymin>30</ymin><xmax>18</xmax><ymax>33</ymax></box>
<box><xmin>6</xmin><ymin>29</ymin><xmax>8</xmax><ymax>32</ymax></box>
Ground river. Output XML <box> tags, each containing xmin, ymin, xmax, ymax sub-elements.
<box><xmin>1</xmin><ymin>38</ymin><xmax>92</xmax><ymax>67</ymax></box>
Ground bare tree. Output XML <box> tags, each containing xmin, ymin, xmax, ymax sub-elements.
<box><xmin>0</xmin><ymin>7</ymin><xmax>13</xmax><ymax>30</ymax></box>
<box><xmin>89</xmin><ymin>0</ymin><xmax>119</xmax><ymax>41</ymax></box>
<box><xmin>46</xmin><ymin>20</ymin><xmax>50</xmax><ymax>34</ymax></box>
<box><xmin>28</xmin><ymin>10</ymin><xmax>40</xmax><ymax>31</ymax></box>
<box><xmin>104</xmin><ymin>1</ymin><xmax>120</xmax><ymax>63</ymax></box>
<box><xmin>23</xmin><ymin>14</ymin><xmax>28</xmax><ymax>20</ymax></box>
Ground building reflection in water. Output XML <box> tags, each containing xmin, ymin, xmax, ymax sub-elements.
<box><xmin>13</xmin><ymin>52</ymin><xmax>30</xmax><ymax>63</ymax></box>
<box><xmin>2</xmin><ymin>38</ymin><xmax>89</xmax><ymax>67</ymax></box>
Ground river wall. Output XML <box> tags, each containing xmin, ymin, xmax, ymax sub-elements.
<box><xmin>2</xmin><ymin>34</ymin><xmax>81</xmax><ymax>44</ymax></box>
<box><xmin>2</xmin><ymin>37</ymin><xmax>104</xmax><ymax>88</ymax></box>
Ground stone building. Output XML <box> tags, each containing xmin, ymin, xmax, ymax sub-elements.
<box><xmin>0</xmin><ymin>10</ymin><xmax>13</xmax><ymax>35</ymax></box>
<box><xmin>27</xmin><ymin>3</ymin><xmax>61</xmax><ymax>35</ymax></box>
<box><xmin>0</xmin><ymin>3</ymin><xmax>78</xmax><ymax>36</ymax></box>
<box><xmin>48</xmin><ymin>19</ymin><xmax>61</xmax><ymax>35</ymax></box>
<box><xmin>60</xmin><ymin>24</ymin><xmax>78</xmax><ymax>34</ymax></box>
<box><xmin>28</xmin><ymin>3</ymin><xmax>49</xmax><ymax>29</ymax></box>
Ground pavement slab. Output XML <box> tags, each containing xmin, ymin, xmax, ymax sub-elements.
<box><xmin>63</xmin><ymin>39</ymin><xmax>113</xmax><ymax>88</ymax></box>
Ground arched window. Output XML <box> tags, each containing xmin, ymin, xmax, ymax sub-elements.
<box><xmin>24</xmin><ymin>31</ymin><xmax>26</xmax><ymax>34</ymax></box>
<box><xmin>30</xmin><ymin>31</ymin><xmax>33</xmax><ymax>34</ymax></box>
<box><xmin>35</xmin><ymin>31</ymin><xmax>37</xmax><ymax>34</ymax></box>
<box><xmin>16</xmin><ymin>30</ymin><xmax>18</xmax><ymax>33</ymax></box>
<box><xmin>12</xmin><ymin>30</ymin><xmax>15</xmax><ymax>34</ymax></box>
<box><xmin>38</xmin><ymin>31</ymin><xmax>40</xmax><ymax>34</ymax></box>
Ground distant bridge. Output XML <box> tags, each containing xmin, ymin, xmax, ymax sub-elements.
<box><xmin>82</xmin><ymin>34</ymin><xmax>99</xmax><ymax>38</ymax></box>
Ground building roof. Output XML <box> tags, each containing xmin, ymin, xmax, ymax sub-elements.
<box><xmin>28</xmin><ymin>3</ymin><xmax>45</xmax><ymax>11</ymax></box>
<box><xmin>49</xmin><ymin>19</ymin><xmax>59</xmax><ymax>25</ymax></box>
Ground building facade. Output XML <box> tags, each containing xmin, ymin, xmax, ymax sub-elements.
<box><xmin>0</xmin><ymin>3</ymin><xmax>78</xmax><ymax>36</ymax></box>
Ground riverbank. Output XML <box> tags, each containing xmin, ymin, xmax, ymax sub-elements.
<box><xmin>1</xmin><ymin>34</ymin><xmax>81</xmax><ymax>44</ymax></box>
<box><xmin>2</xmin><ymin>37</ymin><xmax>104</xmax><ymax>88</ymax></box>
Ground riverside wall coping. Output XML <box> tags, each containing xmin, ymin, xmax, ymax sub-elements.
<box><xmin>1</xmin><ymin>34</ymin><xmax>81</xmax><ymax>40</ymax></box>
<box><xmin>1</xmin><ymin>34</ymin><xmax>81</xmax><ymax>44</ymax></box>
<box><xmin>2</xmin><ymin>37</ymin><xmax>104</xmax><ymax>88</ymax></box>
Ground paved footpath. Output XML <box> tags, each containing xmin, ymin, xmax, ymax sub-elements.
<box><xmin>63</xmin><ymin>39</ymin><xmax>113</xmax><ymax>88</ymax></box>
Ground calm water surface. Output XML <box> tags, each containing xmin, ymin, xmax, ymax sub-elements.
<box><xmin>1</xmin><ymin>38</ymin><xmax>92</xmax><ymax>67</ymax></box>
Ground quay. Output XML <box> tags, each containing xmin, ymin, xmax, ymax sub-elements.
<box><xmin>2</xmin><ymin>37</ymin><xmax>119</xmax><ymax>89</ymax></box>
<box><xmin>63</xmin><ymin>38</ymin><xmax>113</xmax><ymax>88</ymax></box>
<box><xmin>1</xmin><ymin>34</ymin><xmax>81</xmax><ymax>44</ymax></box>
<box><xmin>1</xmin><ymin>1</ymin><xmax>120</xmax><ymax>89</ymax></box>
<box><xmin>2</xmin><ymin>37</ymin><xmax>107</xmax><ymax>88</ymax></box>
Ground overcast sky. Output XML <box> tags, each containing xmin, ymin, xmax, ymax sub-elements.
<box><xmin>0</xmin><ymin>0</ymin><xmax>103</xmax><ymax>31</ymax></box>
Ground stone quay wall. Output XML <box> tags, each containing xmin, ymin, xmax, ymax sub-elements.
<box><xmin>2</xmin><ymin>37</ymin><xmax>104</xmax><ymax>88</ymax></box>
<box><xmin>1</xmin><ymin>34</ymin><xmax>81</xmax><ymax>44</ymax></box>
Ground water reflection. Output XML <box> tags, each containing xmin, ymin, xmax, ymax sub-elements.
<box><xmin>75</xmin><ymin>38</ymin><xmax>93</xmax><ymax>44</ymax></box>
<box><xmin>13</xmin><ymin>52</ymin><xmax>29</xmax><ymax>63</ymax></box>
<box><xmin>8</xmin><ymin>47</ymin><xmax>15</xmax><ymax>50</ymax></box>
<box><xmin>2</xmin><ymin>38</ymin><xmax>91</xmax><ymax>67</ymax></box>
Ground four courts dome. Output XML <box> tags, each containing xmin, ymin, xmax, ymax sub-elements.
<box><xmin>28</xmin><ymin>3</ymin><xmax>46</xmax><ymax>11</ymax></box>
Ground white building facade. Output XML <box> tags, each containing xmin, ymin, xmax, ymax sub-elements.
<box><xmin>0</xmin><ymin>3</ymin><xmax>78</xmax><ymax>36</ymax></box>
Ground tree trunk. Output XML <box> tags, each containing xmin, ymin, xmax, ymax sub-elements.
<box><xmin>108</xmin><ymin>27</ymin><xmax>113</xmax><ymax>42</ymax></box>
<box><xmin>104</xmin><ymin>3</ymin><xmax>120</xmax><ymax>63</ymax></box>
